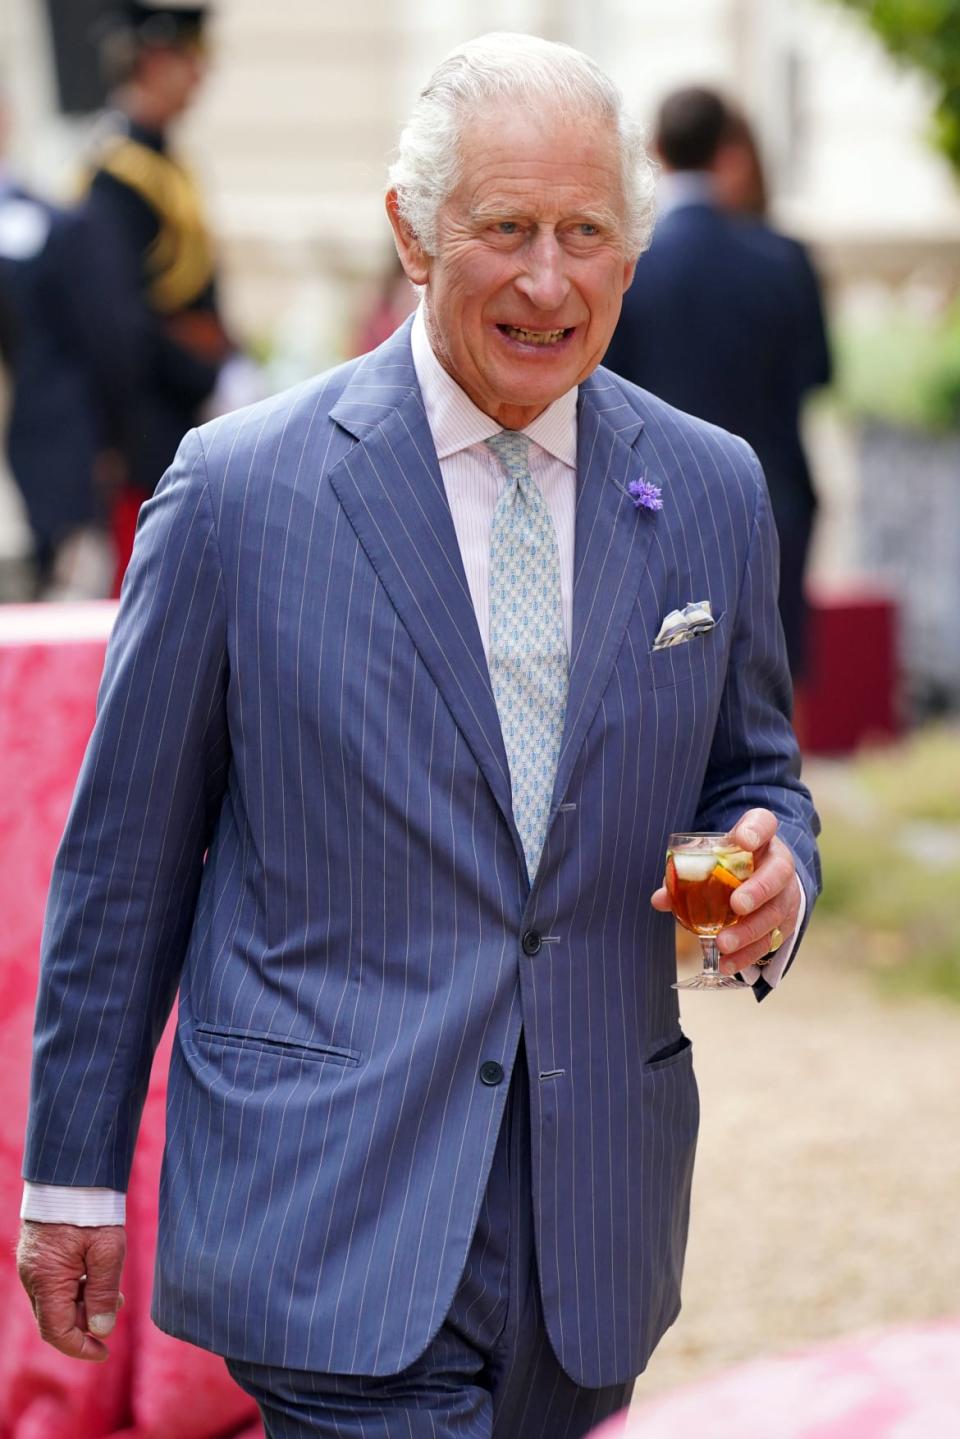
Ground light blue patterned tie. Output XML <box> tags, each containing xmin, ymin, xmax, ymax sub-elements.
<box><xmin>485</xmin><ymin>430</ymin><xmax>569</xmax><ymax>881</ymax></box>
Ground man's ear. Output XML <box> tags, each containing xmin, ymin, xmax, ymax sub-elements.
<box><xmin>385</xmin><ymin>190</ymin><xmax>430</xmax><ymax>286</ymax></box>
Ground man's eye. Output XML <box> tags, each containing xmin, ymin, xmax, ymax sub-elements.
<box><xmin>577</xmin><ymin>223</ymin><xmax>599</xmax><ymax>236</ymax></box>
<box><xmin>496</xmin><ymin>221</ymin><xmax>519</xmax><ymax>234</ymax></box>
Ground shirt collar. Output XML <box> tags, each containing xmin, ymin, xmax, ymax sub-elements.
<box><xmin>658</xmin><ymin>170</ymin><xmax>716</xmax><ymax>217</ymax></box>
<box><xmin>411</xmin><ymin>302</ymin><xmax>577</xmax><ymax>469</ymax></box>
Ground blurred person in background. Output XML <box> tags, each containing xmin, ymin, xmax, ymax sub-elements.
<box><xmin>713</xmin><ymin>105</ymin><xmax>831</xmax><ymax>427</ymax></box>
<box><xmin>348</xmin><ymin>250</ymin><xmax>418</xmax><ymax>356</ymax></box>
<box><xmin>712</xmin><ymin>107</ymin><xmax>768</xmax><ymax>218</ymax></box>
<box><xmin>17</xmin><ymin>35</ymin><xmax>819</xmax><ymax>1439</ymax></box>
<box><xmin>84</xmin><ymin>0</ymin><xmax>246</xmax><ymax>591</ymax></box>
<box><xmin>0</xmin><ymin>84</ymin><xmax>120</xmax><ymax>598</ymax></box>
<box><xmin>604</xmin><ymin>86</ymin><xmax>831</xmax><ymax>681</ymax></box>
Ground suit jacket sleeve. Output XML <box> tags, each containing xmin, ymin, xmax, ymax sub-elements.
<box><xmin>23</xmin><ymin>430</ymin><xmax>229</xmax><ymax>1189</ymax></box>
<box><xmin>791</xmin><ymin>240</ymin><xmax>832</xmax><ymax>397</ymax></box>
<box><xmin>693</xmin><ymin>445</ymin><xmax>821</xmax><ymax>939</ymax></box>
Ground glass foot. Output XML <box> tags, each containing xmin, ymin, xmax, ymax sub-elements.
<box><xmin>672</xmin><ymin>972</ymin><xmax>746</xmax><ymax>991</ymax></box>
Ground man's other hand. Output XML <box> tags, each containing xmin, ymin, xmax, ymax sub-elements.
<box><xmin>16</xmin><ymin>1221</ymin><xmax>126</xmax><ymax>1361</ymax></box>
<box><xmin>650</xmin><ymin>808</ymin><xmax>800</xmax><ymax>973</ymax></box>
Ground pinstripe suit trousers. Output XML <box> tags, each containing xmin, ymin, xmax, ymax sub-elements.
<box><xmin>226</xmin><ymin>1040</ymin><xmax>632</xmax><ymax>1439</ymax></box>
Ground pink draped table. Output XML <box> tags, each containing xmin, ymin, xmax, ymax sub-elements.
<box><xmin>591</xmin><ymin>1319</ymin><xmax>960</xmax><ymax>1438</ymax></box>
<box><xmin>0</xmin><ymin>603</ymin><xmax>262</xmax><ymax>1439</ymax></box>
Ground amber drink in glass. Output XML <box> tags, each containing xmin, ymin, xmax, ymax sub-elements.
<box><xmin>665</xmin><ymin>833</ymin><xmax>753</xmax><ymax>991</ymax></box>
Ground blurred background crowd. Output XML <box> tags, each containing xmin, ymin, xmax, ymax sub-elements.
<box><xmin>1</xmin><ymin>3</ymin><xmax>959</xmax><ymax>1434</ymax></box>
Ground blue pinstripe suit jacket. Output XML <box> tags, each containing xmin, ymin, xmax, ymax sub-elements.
<box><xmin>24</xmin><ymin>319</ymin><xmax>819</xmax><ymax>1387</ymax></box>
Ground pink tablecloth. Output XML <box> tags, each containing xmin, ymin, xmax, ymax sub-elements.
<box><xmin>0</xmin><ymin>605</ymin><xmax>262</xmax><ymax>1439</ymax></box>
<box><xmin>591</xmin><ymin>1319</ymin><xmax>960</xmax><ymax>1438</ymax></box>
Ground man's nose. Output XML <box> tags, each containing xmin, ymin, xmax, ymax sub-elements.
<box><xmin>515</xmin><ymin>232</ymin><xmax>571</xmax><ymax>311</ymax></box>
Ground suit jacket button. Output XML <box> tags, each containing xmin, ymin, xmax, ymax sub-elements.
<box><xmin>479</xmin><ymin>1060</ymin><xmax>504</xmax><ymax>1086</ymax></box>
<box><xmin>521</xmin><ymin>930</ymin><xmax>542</xmax><ymax>956</ymax></box>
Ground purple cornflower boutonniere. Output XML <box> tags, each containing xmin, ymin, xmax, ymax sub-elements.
<box><xmin>627</xmin><ymin>477</ymin><xmax>663</xmax><ymax>512</ymax></box>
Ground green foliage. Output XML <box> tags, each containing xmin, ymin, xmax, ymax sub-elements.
<box><xmin>813</xmin><ymin>726</ymin><xmax>960</xmax><ymax>1002</ymax></box>
<box><xmin>817</xmin><ymin>815</ymin><xmax>960</xmax><ymax>929</ymax></box>
<box><xmin>855</xmin><ymin>726</ymin><xmax>960</xmax><ymax>819</ymax></box>
<box><xmin>832</xmin><ymin>302</ymin><xmax>960</xmax><ymax>431</ymax></box>
<box><xmin>831</xmin><ymin>0</ymin><xmax>960</xmax><ymax>175</ymax></box>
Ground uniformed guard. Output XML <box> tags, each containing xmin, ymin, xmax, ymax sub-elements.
<box><xmin>84</xmin><ymin>2</ymin><xmax>235</xmax><ymax>587</ymax></box>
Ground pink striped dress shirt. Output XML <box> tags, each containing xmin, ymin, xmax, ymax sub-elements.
<box><xmin>410</xmin><ymin>303</ymin><xmax>578</xmax><ymax>660</ymax></box>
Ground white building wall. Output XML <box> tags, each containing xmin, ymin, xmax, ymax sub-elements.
<box><xmin>772</xmin><ymin>2</ymin><xmax>960</xmax><ymax>241</ymax></box>
<box><xmin>587</xmin><ymin>0</ymin><xmax>960</xmax><ymax>244</ymax></box>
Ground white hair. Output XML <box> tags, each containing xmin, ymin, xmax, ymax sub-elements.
<box><xmin>388</xmin><ymin>32</ymin><xmax>655</xmax><ymax>259</ymax></box>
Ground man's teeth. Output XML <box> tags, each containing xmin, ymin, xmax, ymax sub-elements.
<box><xmin>503</xmin><ymin>325</ymin><xmax>567</xmax><ymax>345</ymax></box>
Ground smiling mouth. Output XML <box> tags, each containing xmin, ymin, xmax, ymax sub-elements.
<box><xmin>498</xmin><ymin>324</ymin><xmax>573</xmax><ymax>346</ymax></box>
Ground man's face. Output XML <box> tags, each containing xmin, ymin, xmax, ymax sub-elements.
<box><xmin>139</xmin><ymin>41</ymin><xmax>208</xmax><ymax>121</ymax></box>
<box><xmin>388</xmin><ymin>106</ymin><xmax>637</xmax><ymax>430</ymax></box>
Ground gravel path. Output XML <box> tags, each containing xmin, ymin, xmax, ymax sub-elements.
<box><xmin>631</xmin><ymin>923</ymin><xmax>960</xmax><ymax>1402</ymax></box>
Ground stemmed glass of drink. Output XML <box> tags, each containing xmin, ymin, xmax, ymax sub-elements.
<box><xmin>665</xmin><ymin>832</ymin><xmax>754</xmax><ymax>991</ymax></box>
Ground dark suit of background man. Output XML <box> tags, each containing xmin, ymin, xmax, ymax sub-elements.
<box><xmin>604</xmin><ymin>86</ymin><xmax>832</xmax><ymax>679</ymax></box>
<box><xmin>18</xmin><ymin>34</ymin><xmax>820</xmax><ymax>1439</ymax></box>
<box><xmin>82</xmin><ymin>1</ymin><xmax>235</xmax><ymax>589</ymax></box>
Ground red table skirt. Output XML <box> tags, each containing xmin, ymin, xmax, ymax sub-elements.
<box><xmin>795</xmin><ymin>585</ymin><xmax>900</xmax><ymax>754</ymax></box>
<box><xmin>0</xmin><ymin>604</ymin><xmax>262</xmax><ymax>1439</ymax></box>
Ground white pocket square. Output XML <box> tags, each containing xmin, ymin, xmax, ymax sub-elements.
<box><xmin>653</xmin><ymin>600</ymin><xmax>715</xmax><ymax>651</ymax></box>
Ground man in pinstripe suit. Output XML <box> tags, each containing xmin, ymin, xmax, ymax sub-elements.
<box><xmin>18</xmin><ymin>33</ymin><xmax>820</xmax><ymax>1439</ymax></box>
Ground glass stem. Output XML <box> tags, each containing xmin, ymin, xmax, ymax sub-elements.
<box><xmin>700</xmin><ymin>935</ymin><xmax>721</xmax><ymax>978</ymax></box>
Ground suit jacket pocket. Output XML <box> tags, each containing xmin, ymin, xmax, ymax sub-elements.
<box><xmin>193</xmin><ymin>1023</ymin><xmax>361</xmax><ymax>1066</ymax></box>
<box><xmin>648</xmin><ymin>610</ymin><xmax>726</xmax><ymax>691</ymax></box>
<box><xmin>643</xmin><ymin>1033</ymin><xmax>692</xmax><ymax>1070</ymax></box>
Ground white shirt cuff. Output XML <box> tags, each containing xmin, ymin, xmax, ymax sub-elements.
<box><xmin>21</xmin><ymin>1183</ymin><xmax>126</xmax><ymax>1226</ymax></box>
<box><xmin>739</xmin><ymin>875</ymin><xmax>806</xmax><ymax>990</ymax></box>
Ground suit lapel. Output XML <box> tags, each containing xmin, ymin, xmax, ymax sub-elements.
<box><xmin>328</xmin><ymin>328</ymin><xmax>522</xmax><ymax>861</ymax></box>
<box><xmin>328</xmin><ymin>335</ymin><xmax>661</xmax><ymax>874</ymax></box>
<box><xmin>551</xmin><ymin>372</ymin><xmax>654</xmax><ymax>812</ymax></box>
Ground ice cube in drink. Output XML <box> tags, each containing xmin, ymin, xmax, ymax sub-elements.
<box><xmin>665</xmin><ymin>841</ymin><xmax>753</xmax><ymax>936</ymax></box>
